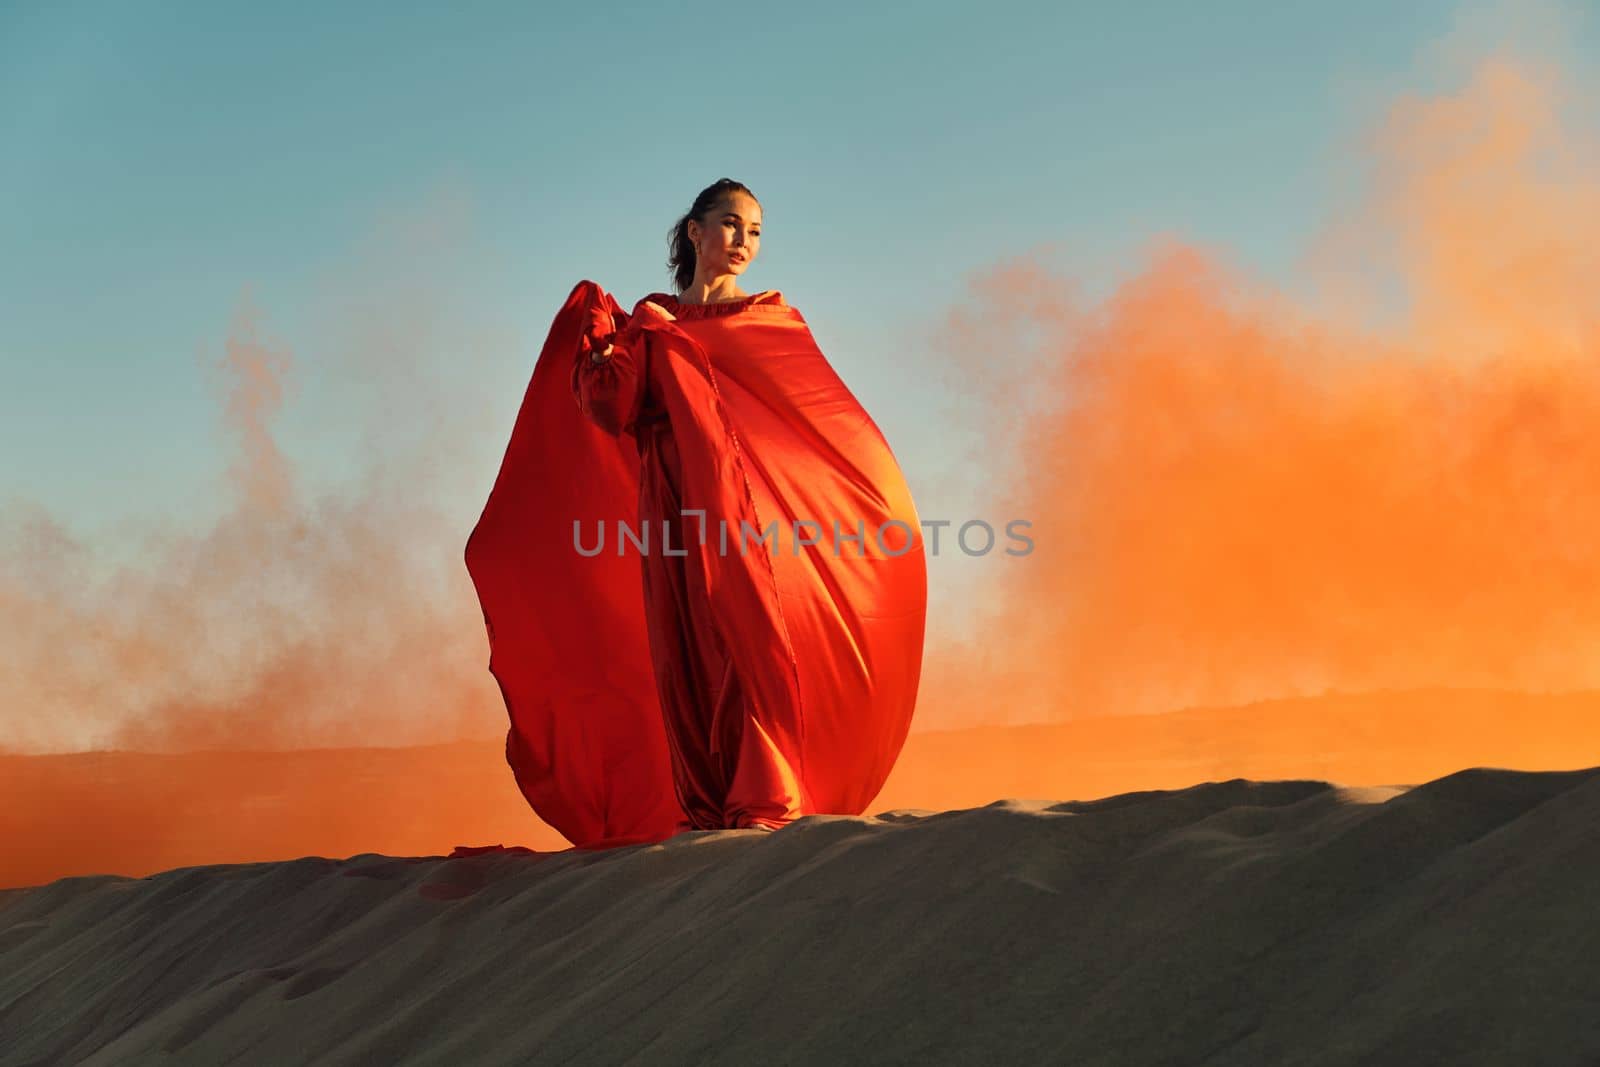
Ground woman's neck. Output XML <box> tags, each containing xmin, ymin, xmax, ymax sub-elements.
<box><xmin>676</xmin><ymin>276</ymin><xmax>747</xmax><ymax>305</ymax></box>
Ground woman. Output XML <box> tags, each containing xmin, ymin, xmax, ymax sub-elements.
<box><xmin>465</xmin><ymin>179</ymin><xmax>926</xmax><ymax>847</ymax></box>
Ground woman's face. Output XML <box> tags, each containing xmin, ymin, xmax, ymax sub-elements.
<box><xmin>688</xmin><ymin>193</ymin><xmax>761</xmax><ymax>277</ymax></box>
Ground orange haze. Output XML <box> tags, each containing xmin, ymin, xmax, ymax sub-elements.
<box><xmin>5</xmin><ymin>688</ymin><xmax>1599</xmax><ymax>888</ymax></box>
<box><xmin>919</xmin><ymin>57</ymin><xmax>1600</xmax><ymax>726</ymax></box>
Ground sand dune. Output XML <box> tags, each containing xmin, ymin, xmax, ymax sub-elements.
<box><xmin>3</xmin><ymin>764</ymin><xmax>1599</xmax><ymax>1065</ymax></box>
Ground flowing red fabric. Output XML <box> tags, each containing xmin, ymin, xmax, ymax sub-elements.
<box><xmin>464</xmin><ymin>280</ymin><xmax>926</xmax><ymax>847</ymax></box>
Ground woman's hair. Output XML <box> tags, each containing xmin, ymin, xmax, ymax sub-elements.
<box><xmin>668</xmin><ymin>178</ymin><xmax>759</xmax><ymax>293</ymax></box>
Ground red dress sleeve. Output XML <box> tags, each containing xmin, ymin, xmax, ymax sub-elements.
<box><xmin>464</xmin><ymin>278</ymin><xmax>683</xmax><ymax>850</ymax></box>
<box><xmin>570</xmin><ymin>295</ymin><xmax>647</xmax><ymax>437</ymax></box>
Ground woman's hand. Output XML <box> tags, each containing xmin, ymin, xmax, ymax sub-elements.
<box><xmin>583</xmin><ymin>300</ymin><xmax>618</xmax><ymax>362</ymax></box>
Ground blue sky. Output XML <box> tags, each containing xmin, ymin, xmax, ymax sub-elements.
<box><xmin>0</xmin><ymin>0</ymin><xmax>1579</xmax><ymax>581</ymax></box>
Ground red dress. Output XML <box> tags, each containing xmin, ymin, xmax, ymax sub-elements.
<box><xmin>465</xmin><ymin>280</ymin><xmax>926</xmax><ymax>846</ymax></box>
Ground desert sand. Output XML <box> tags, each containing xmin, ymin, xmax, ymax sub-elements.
<box><xmin>4</xmin><ymin>762</ymin><xmax>1600</xmax><ymax>1064</ymax></box>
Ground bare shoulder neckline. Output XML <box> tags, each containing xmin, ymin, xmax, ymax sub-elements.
<box><xmin>643</xmin><ymin>290</ymin><xmax>791</xmax><ymax>319</ymax></box>
<box><xmin>667</xmin><ymin>289</ymin><xmax>779</xmax><ymax>307</ymax></box>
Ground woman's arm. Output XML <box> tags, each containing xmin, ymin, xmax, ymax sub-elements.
<box><xmin>570</xmin><ymin>301</ymin><xmax>646</xmax><ymax>436</ymax></box>
<box><xmin>570</xmin><ymin>297</ymin><xmax>680</xmax><ymax>433</ymax></box>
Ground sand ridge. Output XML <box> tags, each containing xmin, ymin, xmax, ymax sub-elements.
<box><xmin>4</xmin><ymin>766</ymin><xmax>1599</xmax><ymax>1065</ymax></box>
